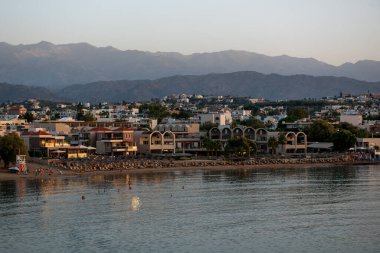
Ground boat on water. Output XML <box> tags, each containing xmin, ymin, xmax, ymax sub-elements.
<box><xmin>8</xmin><ymin>167</ymin><xmax>20</xmax><ymax>173</ymax></box>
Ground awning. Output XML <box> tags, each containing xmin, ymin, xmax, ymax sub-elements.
<box><xmin>51</xmin><ymin>150</ymin><xmax>67</xmax><ymax>153</ymax></box>
<box><xmin>78</xmin><ymin>145</ymin><xmax>96</xmax><ymax>150</ymax></box>
<box><xmin>307</xmin><ymin>142</ymin><xmax>333</xmax><ymax>149</ymax></box>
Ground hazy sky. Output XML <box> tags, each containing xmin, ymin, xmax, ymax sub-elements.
<box><xmin>1</xmin><ymin>0</ymin><xmax>379</xmax><ymax>65</ymax></box>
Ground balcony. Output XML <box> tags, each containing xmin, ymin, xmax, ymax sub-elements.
<box><xmin>112</xmin><ymin>146</ymin><xmax>138</xmax><ymax>152</ymax></box>
<box><xmin>256</xmin><ymin>137</ymin><xmax>267</xmax><ymax>142</ymax></box>
<box><xmin>68</xmin><ymin>152</ymin><xmax>87</xmax><ymax>159</ymax></box>
<box><xmin>42</xmin><ymin>143</ymin><xmax>70</xmax><ymax>148</ymax></box>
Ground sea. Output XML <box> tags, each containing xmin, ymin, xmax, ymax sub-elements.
<box><xmin>1</xmin><ymin>165</ymin><xmax>380</xmax><ymax>253</ymax></box>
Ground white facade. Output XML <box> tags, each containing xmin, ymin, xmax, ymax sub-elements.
<box><xmin>340</xmin><ymin>114</ymin><xmax>362</xmax><ymax>126</ymax></box>
<box><xmin>197</xmin><ymin>113</ymin><xmax>226</xmax><ymax>126</ymax></box>
<box><xmin>231</xmin><ymin>110</ymin><xmax>252</xmax><ymax>121</ymax></box>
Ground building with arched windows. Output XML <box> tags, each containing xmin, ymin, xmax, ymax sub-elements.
<box><xmin>135</xmin><ymin>122</ymin><xmax>201</xmax><ymax>154</ymax></box>
<box><xmin>208</xmin><ymin>125</ymin><xmax>307</xmax><ymax>154</ymax></box>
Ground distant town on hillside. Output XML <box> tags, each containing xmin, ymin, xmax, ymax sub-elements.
<box><xmin>1</xmin><ymin>91</ymin><xmax>380</xmax><ymax>161</ymax></box>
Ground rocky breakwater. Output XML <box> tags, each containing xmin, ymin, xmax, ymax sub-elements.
<box><xmin>179</xmin><ymin>155</ymin><xmax>353</xmax><ymax>167</ymax></box>
<box><xmin>53</xmin><ymin>156</ymin><xmax>177</xmax><ymax>172</ymax></box>
<box><xmin>51</xmin><ymin>155</ymin><xmax>354</xmax><ymax>173</ymax></box>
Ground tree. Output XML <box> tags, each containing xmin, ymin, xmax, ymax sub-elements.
<box><xmin>77</xmin><ymin>111</ymin><xmax>96</xmax><ymax>121</ymax></box>
<box><xmin>287</xmin><ymin>108</ymin><xmax>308</xmax><ymax>121</ymax></box>
<box><xmin>82</xmin><ymin>112</ymin><xmax>96</xmax><ymax>122</ymax></box>
<box><xmin>267</xmin><ymin>136</ymin><xmax>278</xmax><ymax>155</ymax></box>
<box><xmin>332</xmin><ymin>130</ymin><xmax>356</xmax><ymax>152</ymax></box>
<box><xmin>230</xmin><ymin>120</ymin><xmax>238</xmax><ymax>128</ymax></box>
<box><xmin>200</xmin><ymin>122</ymin><xmax>217</xmax><ymax>131</ymax></box>
<box><xmin>19</xmin><ymin>112</ymin><xmax>35</xmax><ymax>123</ymax></box>
<box><xmin>50</xmin><ymin>112</ymin><xmax>60</xmax><ymax>120</ymax></box>
<box><xmin>264</xmin><ymin>120</ymin><xmax>275</xmax><ymax>130</ymax></box>
<box><xmin>277</xmin><ymin>133</ymin><xmax>287</xmax><ymax>154</ymax></box>
<box><xmin>172</xmin><ymin>109</ymin><xmax>193</xmax><ymax>120</ymax></box>
<box><xmin>277</xmin><ymin>108</ymin><xmax>309</xmax><ymax>130</ymax></box>
<box><xmin>76</xmin><ymin>102</ymin><xmax>85</xmax><ymax>120</ymax></box>
<box><xmin>248</xmin><ymin>140</ymin><xmax>258</xmax><ymax>157</ymax></box>
<box><xmin>0</xmin><ymin>133</ymin><xmax>27</xmax><ymax>168</ymax></box>
<box><xmin>337</xmin><ymin>122</ymin><xmax>370</xmax><ymax>138</ymax></box>
<box><xmin>202</xmin><ymin>137</ymin><xmax>221</xmax><ymax>157</ymax></box>
<box><xmin>306</xmin><ymin>120</ymin><xmax>336</xmax><ymax>142</ymax></box>
<box><xmin>365</xmin><ymin>114</ymin><xmax>380</xmax><ymax>121</ymax></box>
<box><xmin>225</xmin><ymin>137</ymin><xmax>252</xmax><ymax>157</ymax></box>
<box><xmin>239</xmin><ymin>118</ymin><xmax>265</xmax><ymax>129</ymax></box>
<box><xmin>140</xmin><ymin>103</ymin><xmax>170</xmax><ymax>123</ymax></box>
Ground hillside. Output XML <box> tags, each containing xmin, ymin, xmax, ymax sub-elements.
<box><xmin>60</xmin><ymin>71</ymin><xmax>380</xmax><ymax>102</ymax></box>
<box><xmin>0</xmin><ymin>42</ymin><xmax>379</xmax><ymax>89</ymax></box>
<box><xmin>0</xmin><ymin>82</ymin><xmax>60</xmax><ymax>103</ymax></box>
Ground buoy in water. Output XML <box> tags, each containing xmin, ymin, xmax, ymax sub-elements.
<box><xmin>81</xmin><ymin>195</ymin><xmax>85</xmax><ymax>200</ymax></box>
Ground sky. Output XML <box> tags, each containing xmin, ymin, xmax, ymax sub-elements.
<box><xmin>1</xmin><ymin>0</ymin><xmax>379</xmax><ymax>65</ymax></box>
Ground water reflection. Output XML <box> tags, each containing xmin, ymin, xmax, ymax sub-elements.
<box><xmin>0</xmin><ymin>166</ymin><xmax>363</xmax><ymax>201</ymax></box>
<box><xmin>0</xmin><ymin>180</ymin><xmax>17</xmax><ymax>204</ymax></box>
<box><xmin>0</xmin><ymin>165</ymin><xmax>379</xmax><ymax>253</ymax></box>
<box><xmin>131</xmin><ymin>196</ymin><xmax>140</xmax><ymax>211</ymax></box>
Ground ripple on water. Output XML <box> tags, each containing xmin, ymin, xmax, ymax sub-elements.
<box><xmin>0</xmin><ymin>165</ymin><xmax>380</xmax><ymax>253</ymax></box>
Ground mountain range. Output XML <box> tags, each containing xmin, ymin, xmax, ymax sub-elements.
<box><xmin>0</xmin><ymin>82</ymin><xmax>59</xmax><ymax>103</ymax></box>
<box><xmin>1</xmin><ymin>41</ymin><xmax>380</xmax><ymax>90</ymax></box>
<box><xmin>59</xmin><ymin>71</ymin><xmax>380</xmax><ymax>102</ymax></box>
<box><xmin>2</xmin><ymin>71</ymin><xmax>379</xmax><ymax>103</ymax></box>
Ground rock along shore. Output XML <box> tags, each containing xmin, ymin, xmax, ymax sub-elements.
<box><xmin>1</xmin><ymin>155</ymin><xmax>378</xmax><ymax>180</ymax></box>
<box><xmin>52</xmin><ymin>154</ymin><xmax>361</xmax><ymax>173</ymax></box>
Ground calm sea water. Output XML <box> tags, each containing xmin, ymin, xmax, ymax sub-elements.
<box><xmin>1</xmin><ymin>165</ymin><xmax>380</xmax><ymax>253</ymax></box>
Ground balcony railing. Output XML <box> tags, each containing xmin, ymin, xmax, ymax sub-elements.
<box><xmin>42</xmin><ymin>143</ymin><xmax>70</xmax><ymax>147</ymax></box>
<box><xmin>112</xmin><ymin>146</ymin><xmax>138</xmax><ymax>152</ymax></box>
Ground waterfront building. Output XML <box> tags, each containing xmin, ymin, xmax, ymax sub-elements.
<box><xmin>208</xmin><ymin>125</ymin><xmax>307</xmax><ymax>154</ymax></box>
<box><xmin>157</xmin><ymin>122</ymin><xmax>202</xmax><ymax>153</ymax></box>
<box><xmin>21</xmin><ymin>130</ymin><xmax>70</xmax><ymax>157</ymax></box>
<box><xmin>283</xmin><ymin>131</ymin><xmax>308</xmax><ymax>153</ymax></box>
<box><xmin>90</xmin><ymin>127</ymin><xmax>137</xmax><ymax>156</ymax></box>
<box><xmin>134</xmin><ymin>130</ymin><xmax>175</xmax><ymax>154</ymax></box>
<box><xmin>209</xmin><ymin>125</ymin><xmax>270</xmax><ymax>153</ymax></box>
<box><xmin>356</xmin><ymin>138</ymin><xmax>380</xmax><ymax>151</ymax></box>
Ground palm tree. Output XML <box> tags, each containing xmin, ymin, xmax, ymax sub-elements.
<box><xmin>248</xmin><ymin>140</ymin><xmax>257</xmax><ymax>158</ymax></box>
<box><xmin>277</xmin><ymin>133</ymin><xmax>287</xmax><ymax>154</ymax></box>
<box><xmin>202</xmin><ymin>137</ymin><xmax>221</xmax><ymax>158</ymax></box>
<box><xmin>268</xmin><ymin>136</ymin><xmax>278</xmax><ymax>155</ymax></box>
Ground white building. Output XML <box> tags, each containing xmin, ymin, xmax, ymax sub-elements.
<box><xmin>196</xmin><ymin>112</ymin><xmax>227</xmax><ymax>126</ymax></box>
<box><xmin>231</xmin><ymin>110</ymin><xmax>252</xmax><ymax>121</ymax></box>
<box><xmin>340</xmin><ymin>114</ymin><xmax>362</xmax><ymax>126</ymax></box>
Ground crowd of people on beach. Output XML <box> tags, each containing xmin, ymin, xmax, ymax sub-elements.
<box><xmin>34</xmin><ymin>167</ymin><xmax>58</xmax><ymax>176</ymax></box>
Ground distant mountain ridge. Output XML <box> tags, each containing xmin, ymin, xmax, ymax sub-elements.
<box><xmin>60</xmin><ymin>71</ymin><xmax>380</xmax><ymax>102</ymax></box>
<box><xmin>0</xmin><ymin>82</ymin><xmax>60</xmax><ymax>103</ymax></box>
<box><xmin>0</xmin><ymin>41</ymin><xmax>379</xmax><ymax>89</ymax></box>
<box><xmin>1</xmin><ymin>71</ymin><xmax>380</xmax><ymax>103</ymax></box>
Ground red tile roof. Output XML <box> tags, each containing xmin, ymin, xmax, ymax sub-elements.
<box><xmin>114</xmin><ymin>127</ymin><xmax>134</xmax><ymax>132</ymax></box>
<box><xmin>22</xmin><ymin>131</ymin><xmax>51</xmax><ymax>136</ymax></box>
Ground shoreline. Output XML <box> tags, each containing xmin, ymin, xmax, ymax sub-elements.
<box><xmin>1</xmin><ymin>159</ymin><xmax>379</xmax><ymax>181</ymax></box>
